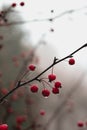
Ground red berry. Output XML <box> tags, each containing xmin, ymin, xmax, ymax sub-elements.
<box><xmin>42</xmin><ymin>89</ymin><xmax>50</xmax><ymax>97</ymax></box>
<box><xmin>69</xmin><ymin>58</ymin><xmax>75</xmax><ymax>65</ymax></box>
<box><xmin>40</xmin><ymin>109</ymin><xmax>45</xmax><ymax>116</ymax></box>
<box><xmin>28</xmin><ymin>64</ymin><xmax>36</xmax><ymax>71</ymax></box>
<box><xmin>1</xmin><ymin>88</ymin><xmax>8</xmax><ymax>95</ymax></box>
<box><xmin>11</xmin><ymin>3</ymin><xmax>17</xmax><ymax>7</ymax></box>
<box><xmin>20</xmin><ymin>2</ymin><xmax>25</xmax><ymax>6</ymax></box>
<box><xmin>0</xmin><ymin>124</ymin><xmax>8</xmax><ymax>130</ymax></box>
<box><xmin>16</xmin><ymin>115</ymin><xmax>27</xmax><ymax>124</ymax></box>
<box><xmin>7</xmin><ymin>107</ymin><xmax>13</xmax><ymax>113</ymax></box>
<box><xmin>52</xmin><ymin>87</ymin><xmax>59</xmax><ymax>94</ymax></box>
<box><xmin>48</xmin><ymin>74</ymin><xmax>56</xmax><ymax>82</ymax></box>
<box><xmin>54</xmin><ymin>81</ymin><xmax>61</xmax><ymax>88</ymax></box>
<box><xmin>11</xmin><ymin>94</ymin><xmax>18</xmax><ymax>101</ymax></box>
<box><xmin>77</xmin><ymin>121</ymin><xmax>84</xmax><ymax>127</ymax></box>
<box><xmin>30</xmin><ymin>85</ymin><xmax>38</xmax><ymax>93</ymax></box>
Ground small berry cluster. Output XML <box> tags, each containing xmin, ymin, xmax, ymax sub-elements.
<box><xmin>29</xmin><ymin>64</ymin><xmax>62</xmax><ymax>98</ymax></box>
<box><xmin>52</xmin><ymin>81</ymin><xmax>61</xmax><ymax>94</ymax></box>
<box><xmin>11</xmin><ymin>2</ymin><xmax>25</xmax><ymax>8</ymax></box>
<box><xmin>28</xmin><ymin>58</ymin><xmax>75</xmax><ymax>97</ymax></box>
<box><xmin>30</xmin><ymin>81</ymin><xmax>61</xmax><ymax>97</ymax></box>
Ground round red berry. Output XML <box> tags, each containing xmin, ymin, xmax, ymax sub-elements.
<box><xmin>11</xmin><ymin>3</ymin><xmax>17</xmax><ymax>7</ymax></box>
<box><xmin>42</xmin><ymin>89</ymin><xmax>50</xmax><ymax>97</ymax></box>
<box><xmin>52</xmin><ymin>87</ymin><xmax>59</xmax><ymax>94</ymax></box>
<box><xmin>77</xmin><ymin>121</ymin><xmax>84</xmax><ymax>127</ymax></box>
<box><xmin>28</xmin><ymin>64</ymin><xmax>36</xmax><ymax>71</ymax></box>
<box><xmin>40</xmin><ymin>109</ymin><xmax>45</xmax><ymax>116</ymax></box>
<box><xmin>1</xmin><ymin>88</ymin><xmax>8</xmax><ymax>95</ymax></box>
<box><xmin>30</xmin><ymin>85</ymin><xmax>38</xmax><ymax>93</ymax></box>
<box><xmin>20</xmin><ymin>2</ymin><xmax>25</xmax><ymax>6</ymax></box>
<box><xmin>54</xmin><ymin>81</ymin><xmax>61</xmax><ymax>88</ymax></box>
<box><xmin>48</xmin><ymin>74</ymin><xmax>56</xmax><ymax>82</ymax></box>
<box><xmin>0</xmin><ymin>124</ymin><xmax>8</xmax><ymax>130</ymax></box>
<box><xmin>11</xmin><ymin>94</ymin><xmax>18</xmax><ymax>101</ymax></box>
<box><xmin>7</xmin><ymin>107</ymin><xmax>13</xmax><ymax>113</ymax></box>
<box><xmin>69</xmin><ymin>58</ymin><xmax>75</xmax><ymax>65</ymax></box>
<box><xmin>16</xmin><ymin>115</ymin><xmax>27</xmax><ymax>124</ymax></box>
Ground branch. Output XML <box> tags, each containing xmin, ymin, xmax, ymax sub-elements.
<box><xmin>20</xmin><ymin>43</ymin><xmax>87</xmax><ymax>86</ymax></box>
<box><xmin>0</xmin><ymin>6</ymin><xmax>87</xmax><ymax>27</ymax></box>
<box><xmin>0</xmin><ymin>43</ymin><xmax>87</xmax><ymax>103</ymax></box>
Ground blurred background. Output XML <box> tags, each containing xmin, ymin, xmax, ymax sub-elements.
<box><xmin>0</xmin><ymin>0</ymin><xmax>87</xmax><ymax>130</ymax></box>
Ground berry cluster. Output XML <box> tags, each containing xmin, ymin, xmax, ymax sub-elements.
<box><xmin>30</xmin><ymin>81</ymin><xmax>62</xmax><ymax>97</ymax></box>
<box><xmin>11</xmin><ymin>2</ymin><xmax>25</xmax><ymax>8</ymax></box>
<box><xmin>28</xmin><ymin>57</ymin><xmax>75</xmax><ymax>98</ymax></box>
<box><xmin>28</xmin><ymin>64</ymin><xmax>62</xmax><ymax>98</ymax></box>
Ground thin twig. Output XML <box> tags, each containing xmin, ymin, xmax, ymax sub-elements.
<box><xmin>0</xmin><ymin>6</ymin><xmax>87</xmax><ymax>27</ymax></box>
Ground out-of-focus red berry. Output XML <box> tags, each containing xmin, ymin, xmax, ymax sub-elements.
<box><xmin>77</xmin><ymin>121</ymin><xmax>84</xmax><ymax>127</ymax></box>
<box><xmin>40</xmin><ymin>109</ymin><xmax>45</xmax><ymax>116</ymax></box>
<box><xmin>0</xmin><ymin>124</ymin><xmax>8</xmax><ymax>130</ymax></box>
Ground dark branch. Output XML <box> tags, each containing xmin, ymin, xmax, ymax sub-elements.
<box><xmin>0</xmin><ymin>43</ymin><xmax>87</xmax><ymax>103</ymax></box>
